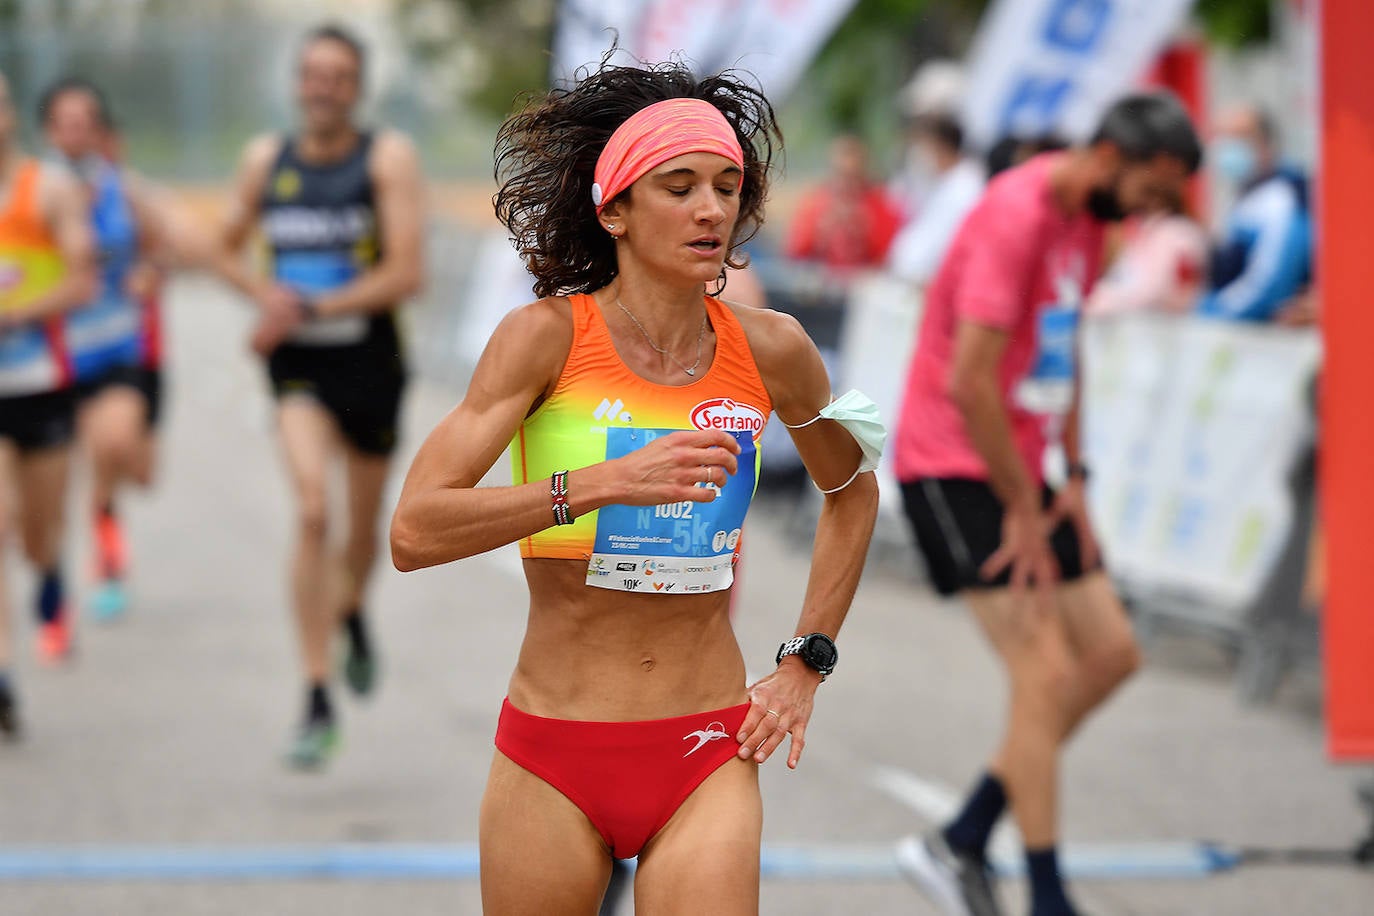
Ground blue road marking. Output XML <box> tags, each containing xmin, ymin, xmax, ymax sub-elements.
<box><xmin>0</xmin><ymin>842</ymin><xmax>1237</xmax><ymax>881</ymax></box>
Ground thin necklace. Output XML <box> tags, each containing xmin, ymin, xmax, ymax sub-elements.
<box><xmin>616</xmin><ymin>298</ymin><xmax>709</xmax><ymax>377</ymax></box>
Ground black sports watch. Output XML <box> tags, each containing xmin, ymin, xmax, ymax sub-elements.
<box><xmin>776</xmin><ymin>633</ymin><xmax>838</xmax><ymax>681</ymax></box>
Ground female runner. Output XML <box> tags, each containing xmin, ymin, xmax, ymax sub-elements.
<box><xmin>391</xmin><ymin>61</ymin><xmax>880</xmax><ymax>914</ymax></box>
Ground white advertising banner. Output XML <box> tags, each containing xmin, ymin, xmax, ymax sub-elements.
<box><xmin>838</xmin><ymin>273</ymin><xmax>924</xmax><ymax>524</ymax></box>
<box><xmin>552</xmin><ymin>0</ymin><xmax>858</xmax><ymax>103</ymax></box>
<box><xmin>1082</xmin><ymin>314</ymin><xmax>1320</xmax><ymax>616</ymax></box>
<box><xmin>837</xmin><ymin>284</ymin><xmax>1319</xmax><ymax>612</ymax></box>
<box><xmin>961</xmin><ymin>0</ymin><xmax>1196</xmax><ymax>150</ymax></box>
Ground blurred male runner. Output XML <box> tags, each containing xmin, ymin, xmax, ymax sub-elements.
<box><xmin>207</xmin><ymin>24</ymin><xmax>424</xmax><ymax>769</ymax></box>
<box><xmin>0</xmin><ymin>69</ymin><xmax>97</xmax><ymax>734</ymax></box>
<box><xmin>894</xmin><ymin>95</ymin><xmax>1201</xmax><ymax>916</ymax></box>
<box><xmin>40</xmin><ymin>77</ymin><xmax>169</xmax><ymax>620</ymax></box>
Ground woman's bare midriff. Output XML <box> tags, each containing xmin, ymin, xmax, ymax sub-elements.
<box><xmin>507</xmin><ymin>557</ymin><xmax>749</xmax><ymax>722</ymax></box>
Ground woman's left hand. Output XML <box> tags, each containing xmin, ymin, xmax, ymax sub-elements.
<box><xmin>737</xmin><ymin>659</ymin><xmax>822</xmax><ymax>769</ymax></box>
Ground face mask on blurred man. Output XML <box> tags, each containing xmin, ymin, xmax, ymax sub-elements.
<box><xmin>1086</xmin><ymin>183</ymin><xmax>1127</xmax><ymax>222</ymax></box>
<box><xmin>1211</xmin><ymin>137</ymin><xmax>1259</xmax><ymax>185</ymax></box>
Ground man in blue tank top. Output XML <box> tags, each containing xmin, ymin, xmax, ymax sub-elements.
<box><xmin>41</xmin><ymin>78</ymin><xmax>168</xmax><ymax>622</ymax></box>
<box><xmin>206</xmin><ymin>23</ymin><xmax>425</xmax><ymax>769</ymax></box>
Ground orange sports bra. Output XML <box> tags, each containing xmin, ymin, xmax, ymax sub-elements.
<box><xmin>511</xmin><ymin>293</ymin><xmax>772</xmax><ymax>594</ymax></box>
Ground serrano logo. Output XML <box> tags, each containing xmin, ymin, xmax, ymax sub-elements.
<box><xmin>690</xmin><ymin>398</ymin><xmax>766</xmax><ymax>440</ymax></box>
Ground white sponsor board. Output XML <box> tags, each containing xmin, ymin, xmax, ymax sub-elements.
<box><xmin>552</xmin><ymin>0</ymin><xmax>859</xmax><ymax>103</ymax></box>
<box><xmin>837</xmin><ymin>273</ymin><xmax>923</xmax><ymax>524</ymax></box>
<box><xmin>961</xmin><ymin>0</ymin><xmax>1196</xmax><ymax>150</ymax></box>
<box><xmin>1081</xmin><ymin>313</ymin><xmax>1319</xmax><ymax>614</ymax></box>
<box><xmin>839</xmin><ymin>276</ymin><xmax>1319</xmax><ymax>613</ymax></box>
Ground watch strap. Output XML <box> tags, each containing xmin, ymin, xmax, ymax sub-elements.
<box><xmin>776</xmin><ymin>633</ymin><xmax>833</xmax><ymax>680</ymax></box>
<box><xmin>776</xmin><ymin>636</ymin><xmax>807</xmax><ymax>664</ymax></box>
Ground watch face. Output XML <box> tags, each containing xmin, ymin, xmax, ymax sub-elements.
<box><xmin>804</xmin><ymin>635</ymin><xmax>837</xmax><ymax>669</ymax></box>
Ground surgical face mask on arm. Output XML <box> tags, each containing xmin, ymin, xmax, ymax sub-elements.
<box><xmin>782</xmin><ymin>389</ymin><xmax>887</xmax><ymax>494</ymax></box>
<box><xmin>1211</xmin><ymin>137</ymin><xmax>1258</xmax><ymax>185</ymax></box>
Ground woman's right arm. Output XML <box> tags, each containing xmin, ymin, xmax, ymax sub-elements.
<box><xmin>389</xmin><ymin>299</ymin><xmax>741</xmax><ymax>571</ymax></box>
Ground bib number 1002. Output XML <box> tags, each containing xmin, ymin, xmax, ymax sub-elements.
<box><xmin>653</xmin><ymin>501</ymin><xmax>694</xmax><ymax>519</ymax></box>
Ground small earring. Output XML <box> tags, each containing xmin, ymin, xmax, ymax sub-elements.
<box><xmin>606</xmin><ymin>224</ymin><xmax>616</xmax><ymax>231</ymax></box>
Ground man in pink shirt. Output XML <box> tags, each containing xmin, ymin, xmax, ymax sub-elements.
<box><xmin>894</xmin><ymin>95</ymin><xmax>1201</xmax><ymax>916</ymax></box>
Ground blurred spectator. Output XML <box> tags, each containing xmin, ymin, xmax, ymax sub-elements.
<box><xmin>1198</xmin><ymin>104</ymin><xmax>1312</xmax><ymax>322</ymax></box>
<box><xmin>885</xmin><ymin>113</ymin><xmax>984</xmax><ymax>287</ymax></box>
<box><xmin>785</xmin><ymin>134</ymin><xmax>902</xmax><ymax>271</ymax></box>
<box><xmin>888</xmin><ymin>60</ymin><xmax>966</xmax><ymax>218</ymax></box>
<box><xmin>1085</xmin><ymin>185</ymin><xmax>1207</xmax><ymax>315</ymax></box>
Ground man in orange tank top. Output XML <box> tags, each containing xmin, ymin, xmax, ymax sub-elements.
<box><xmin>0</xmin><ymin>69</ymin><xmax>98</xmax><ymax>738</ymax></box>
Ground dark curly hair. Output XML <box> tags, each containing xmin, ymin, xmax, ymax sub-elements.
<box><xmin>494</xmin><ymin>58</ymin><xmax>782</xmax><ymax>299</ymax></box>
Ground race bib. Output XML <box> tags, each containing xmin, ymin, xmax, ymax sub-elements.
<box><xmin>66</xmin><ymin>291</ymin><xmax>141</xmax><ymax>379</ymax></box>
<box><xmin>0</xmin><ymin>248</ymin><xmax>65</xmax><ymax>394</ymax></box>
<box><xmin>274</xmin><ymin>251</ymin><xmax>368</xmax><ymax>346</ymax></box>
<box><xmin>1015</xmin><ymin>302</ymin><xmax>1079</xmax><ymax>415</ymax></box>
<box><xmin>587</xmin><ymin>427</ymin><xmax>755</xmax><ymax>594</ymax></box>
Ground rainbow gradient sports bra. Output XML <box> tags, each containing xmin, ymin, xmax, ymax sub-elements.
<box><xmin>512</xmin><ymin>293</ymin><xmax>772</xmax><ymax>595</ymax></box>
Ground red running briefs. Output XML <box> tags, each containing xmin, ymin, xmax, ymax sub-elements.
<box><xmin>495</xmin><ymin>697</ymin><xmax>753</xmax><ymax>859</ymax></box>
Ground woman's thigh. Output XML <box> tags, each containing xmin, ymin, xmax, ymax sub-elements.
<box><xmin>633</xmin><ymin>757</ymin><xmax>762</xmax><ymax>916</ymax></box>
<box><xmin>480</xmin><ymin>749</ymin><xmax>614</xmax><ymax>916</ymax></box>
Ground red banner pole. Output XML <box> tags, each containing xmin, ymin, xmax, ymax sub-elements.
<box><xmin>1321</xmin><ymin>0</ymin><xmax>1374</xmax><ymax>760</ymax></box>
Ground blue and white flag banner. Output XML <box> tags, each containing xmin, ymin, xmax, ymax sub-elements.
<box><xmin>961</xmin><ymin>0</ymin><xmax>1196</xmax><ymax>150</ymax></box>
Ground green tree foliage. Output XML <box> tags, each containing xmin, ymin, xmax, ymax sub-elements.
<box><xmin>396</xmin><ymin>0</ymin><xmax>556</xmax><ymax>120</ymax></box>
<box><xmin>1195</xmin><ymin>0</ymin><xmax>1273</xmax><ymax>46</ymax></box>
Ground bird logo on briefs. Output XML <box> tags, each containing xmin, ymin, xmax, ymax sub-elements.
<box><xmin>682</xmin><ymin>721</ymin><xmax>731</xmax><ymax>757</ymax></box>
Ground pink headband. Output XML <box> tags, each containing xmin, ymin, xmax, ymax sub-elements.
<box><xmin>592</xmin><ymin>98</ymin><xmax>746</xmax><ymax>215</ymax></box>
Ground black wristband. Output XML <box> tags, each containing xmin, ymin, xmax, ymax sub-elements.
<box><xmin>1067</xmin><ymin>461</ymin><xmax>1091</xmax><ymax>482</ymax></box>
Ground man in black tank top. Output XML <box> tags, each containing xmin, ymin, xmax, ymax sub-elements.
<box><xmin>205</xmin><ymin>23</ymin><xmax>425</xmax><ymax>769</ymax></box>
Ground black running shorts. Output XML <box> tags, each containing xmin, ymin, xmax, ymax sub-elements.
<box><xmin>901</xmin><ymin>477</ymin><xmax>1097</xmax><ymax>597</ymax></box>
<box><xmin>74</xmin><ymin>364</ymin><xmax>164</xmax><ymax>429</ymax></box>
<box><xmin>267</xmin><ymin>343</ymin><xmax>406</xmax><ymax>457</ymax></box>
<box><xmin>0</xmin><ymin>388</ymin><xmax>78</xmax><ymax>453</ymax></box>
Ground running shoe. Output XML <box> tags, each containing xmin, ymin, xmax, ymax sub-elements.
<box><xmin>94</xmin><ymin>510</ymin><xmax>128</xmax><ymax>581</ymax></box>
<box><xmin>284</xmin><ymin>720</ymin><xmax>339</xmax><ymax>771</ymax></box>
<box><xmin>341</xmin><ymin>615</ymin><xmax>377</xmax><ymax>698</ymax></box>
<box><xmin>896</xmin><ymin>832</ymin><xmax>1004</xmax><ymax>916</ymax></box>
<box><xmin>37</xmin><ymin>616</ymin><xmax>73</xmax><ymax>664</ymax></box>
<box><xmin>89</xmin><ymin>579</ymin><xmax>129</xmax><ymax>622</ymax></box>
<box><xmin>0</xmin><ymin>680</ymin><xmax>19</xmax><ymax>740</ymax></box>
<box><xmin>343</xmin><ymin>646</ymin><xmax>376</xmax><ymax>698</ymax></box>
